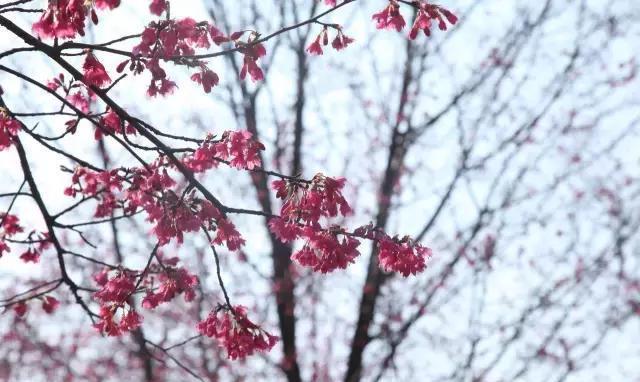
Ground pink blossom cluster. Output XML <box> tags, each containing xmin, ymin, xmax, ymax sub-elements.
<box><xmin>196</xmin><ymin>305</ymin><xmax>279</xmax><ymax>360</ymax></box>
<box><xmin>372</xmin><ymin>0</ymin><xmax>457</xmax><ymax>39</ymax></box>
<box><xmin>125</xmin><ymin>17</ymin><xmax>228</xmax><ymax>96</ymax></box>
<box><xmin>267</xmin><ymin>173</ymin><xmax>433</xmax><ymax>276</ymax></box>
<box><xmin>65</xmin><ymin>160</ymin><xmax>245</xmax><ymax>248</ymax></box>
<box><xmin>307</xmin><ymin>27</ymin><xmax>355</xmax><ymax>55</ymax></box>
<box><xmin>93</xmin><ymin>269</ymin><xmax>143</xmax><ymax>336</ymax></box>
<box><xmin>12</xmin><ymin>296</ymin><xmax>60</xmax><ymax>318</ymax></box>
<box><xmin>1</xmin><ymin>213</ymin><xmax>50</xmax><ymax>263</ymax></box>
<box><xmin>355</xmin><ymin>223</ymin><xmax>432</xmax><ymax>277</ymax></box>
<box><xmin>83</xmin><ymin>51</ymin><xmax>112</xmax><ymax>88</ymax></box>
<box><xmin>292</xmin><ymin>226</ymin><xmax>361</xmax><ymax>273</ymax></box>
<box><xmin>0</xmin><ymin>213</ymin><xmax>24</xmax><ymax>257</ymax></box>
<box><xmin>17</xmin><ymin>233</ymin><xmax>52</xmax><ymax>264</ymax></box>
<box><xmin>237</xmin><ymin>36</ymin><xmax>267</xmax><ymax>82</ymax></box>
<box><xmin>0</xmin><ymin>111</ymin><xmax>20</xmax><ymax>151</ymax></box>
<box><xmin>142</xmin><ymin>267</ymin><xmax>198</xmax><ymax>309</ymax></box>
<box><xmin>96</xmin><ymin>109</ymin><xmax>137</xmax><ymax>140</ymax></box>
<box><xmin>409</xmin><ymin>2</ymin><xmax>458</xmax><ymax>40</ymax></box>
<box><xmin>33</xmin><ymin>0</ymin><xmax>121</xmax><ymax>40</ymax></box>
<box><xmin>47</xmin><ymin>73</ymin><xmax>94</xmax><ymax>115</ymax></box>
<box><xmin>184</xmin><ymin>130</ymin><xmax>264</xmax><ymax>172</ymax></box>
<box><xmin>65</xmin><ymin>167</ymin><xmax>124</xmax><ymax>218</ymax></box>
<box><xmin>269</xmin><ymin>174</ymin><xmax>359</xmax><ymax>272</ymax></box>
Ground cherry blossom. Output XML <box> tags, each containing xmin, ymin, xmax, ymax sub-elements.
<box><xmin>142</xmin><ymin>267</ymin><xmax>198</xmax><ymax>309</ymax></box>
<box><xmin>292</xmin><ymin>226</ymin><xmax>361</xmax><ymax>273</ymax></box>
<box><xmin>377</xmin><ymin>235</ymin><xmax>432</xmax><ymax>277</ymax></box>
<box><xmin>372</xmin><ymin>1</ymin><xmax>406</xmax><ymax>32</ymax></box>
<box><xmin>41</xmin><ymin>296</ymin><xmax>60</xmax><ymax>314</ymax></box>
<box><xmin>83</xmin><ymin>51</ymin><xmax>112</xmax><ymax>88</ymax></box>
<box><xmin>197</xmin><ymin>305</ymin><xmax>279</xmax><ymax>360</ymax></box>
<box><xmin>13</xmin><ymin>301</ymin><xmax>27</xmax><ymax>318</ymax></box>
<box><xmin>0</xmin><ymin>111</ymin><xmax>20</xmax><ymax>151</ymax></box>
<box><xmin>0</xmin><ymin>213</ymin><xmax>23</xmax><ymax>257</ymax></box>
<box><xmin>409</xmin><ymin>2</ymin><xmax>458</xmax><ymax>40</ymax></box>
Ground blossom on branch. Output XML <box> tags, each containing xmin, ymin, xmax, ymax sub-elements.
<box><xmin>32</xmin><ymin>0</ymin><xmax>121</xmax><ymax>39</ymax></box>
<box><xmin>0</xmin><ymin>111</ymin><xmax>20</xmax><ymax>151</ymax></box>
<box><xmin>372</xmin><ymin>0</ymin><xmax>406</xmax><ymax>32</ymax></box>
<box><xmin>409</xmin><ymin>2</ymin><xmax>458</xmax><ymax>40</ymax></box>
<box><xmin>82</xmin><ymin>51</ymin><xmax>112</xmax><ymax>88</ymax></box>
<box><xmin>197</xmin><ymin>304</ymin><xmax>279</xmax><ymax>360</ymax></box>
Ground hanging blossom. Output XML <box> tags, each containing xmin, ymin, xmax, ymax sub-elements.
<box><xmin>307</xmin><ymin>27</ymin><xmax>329</xmax><ymax>56</ymax></box>
<box><xmin>32</xmin><ymin>0</ymin><xmax>121</xmax><ymax>40</ymax></box>
<box><xmin>65</xmin><ymin>159</ymin><xmax>245</xmax><ymax>249</ymax></box>
<box><xmin>127</xmin><ymin>17</ymin><xmax>228</xmax><ymax>96</ymax></box>
<box><xmin>82</xmin><ymin>51</ymin><xmax>112</xmax><ymax>88</ymax></box>
<box><xmin>355</xmin><ymin>223</ymin><xmax>432</xmax><ymax>277</ymax></box>
<box><xmin>272</xmin><ymin>173</ymin><xmax>351</xmax><ymax>228</ymax></box>
<box><xmin>185</xmin><ymin>130</ymin><xmax>265</xmax><ymax>172</ymax></box>
<box><xmin>292</xmin><ymin>226</ymin><xmax>361</xmax><ymax>273</ymax></box>
<box><xmin>269</xmin><ymin>174</ymin><xmax>358</xmax><ymax>272</ymax></box>
<box><xmin>372</xmin><ymin>0</ymin><xmax>406</xmax><ymax>32</ymax></box>
<box><xmin>372</xmin><ymin>0</ymin><xmax>458</xmax><ymax>39</ymax></box>
<box><xmin>46</xmin><ymin>73</ymin><xmax>94</xmax><ymax>115</ymax></box>
<box><xmin>142</xmin><ymin>266</ymin><xmax>198</xmax><ymax>309</ymax></box>
<box><xmin>377</xmin><ymin>235</ymin><xmax>431</xmax><ymax>276</ymax></box>
<box><xmin>268</xmin><ymin>174</ymin><xmax>433</xmax><ymax>276</ymax></box>
<box><xmin>96</xmin><ymin>108</ymin><xmax>137</xmax><ymax>140</ymax></box>
<box><xmin>197</xmin><ymin>304</ymin><xmax>279</xmax><ymax>360</ymax></box>
<box><xmin>93</xmin><ymin>269</ymin><xmax>143</xmax><ymax>336</ymax></box>
<box><xmin>13</xmin><ymin>301</ymin><xmax>28</xmax><ymax>318</ymax></box>
<box><xmin>0</xmin><ymin>111</ymin><xmax>21</xmax><ymax>151</ymax></box>
<box><xmin>409</xmin><ymin>2</ymin><xmax>458</xmax><ymax>40</ymax></box>
<box><xmin>307</xmin><ymin>26</ymin><xmax>355</xmax><ymax>55</ymax></box>
<box><xmin>234</xmin><ymin>31</ymin><xmax>267</xmax><ymax>82</ymax></box>
<box><xmin>332</xmin><ymin>28</ymin><xmax>355</xmax><ymax>51</ymax></box>
<box><xmin>149</xmin><ymin>0</ymin><xmax>168</xmax><ymax>15</ymax></box>
<box><xmin>0</xmin><ymin>213</ymin><xmax>23</xmax><ymax>257</ymax></box>
<box><xmin>65</xmin><ymin>167</ymin><xmax>124</xmax><ymax>218</ymax></box>
<box><xmin>41</xmin><ymin>296</ymin><xmax>60</xmax><ymax>314</ymax></box>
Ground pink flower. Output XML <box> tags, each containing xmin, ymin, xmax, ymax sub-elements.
<box><xmin>42</xmin><ymin>296</ymin><xmax>60</xmax><ymax>314</ymax></box>
<box><xmin>66</xmin><ymin>90</ymin><xmax>91</xmax><ymax>114</ymax></box>
<box><xmin>377</xmin><ymin>236</ymin><xmax>432</xmax><ymax>277</ymax></box>
<box><xmin>292</xmin><ymin>226</ymin><xmax>361</xmax><ymax>273</ymax></box>
<box><xmin>149</xmin><ymin>0</ymin><xmax>168</xmax><ymax>15</ymax></box>
<box><xmin>13</xmin><ymin>302</ymin><xmax>28</xmax><ymax>318</ymax></box>
<box><xmin>239</xmin><ymin>42</ymin><xmax>267</xmax><ymax>82</ymax></box>
<box><xmin>307</xmin><ymin>36</ymin><xmax>324</xmax><ymax>56</ymax></box>
<box><xmin>96</xmin><ymin>109</ymin><xmax>137</xmax><ymax>140</ymax></box>
<box><xmin>331</xmin><ymin>31</ymin><xmax>355</xmax><ymax>51</ymax></box>
<box><xmin>186</xmin><ymin>130</ymin><xmax>264</xmax><ymax>171</ymax></box>
<box><xmin>197</xmin><ymin>305</ymin><xmax>279</xmax><ymax>360</ymax></box>
<box><xmin>274</xmin><ymin>173</ymin><xmax>351</xmax><ymax>226</ymax></box>
<box><xmin>268</xmin><ymin>218</ymin><xmax>300</xmax><ymax>243</ymax></box>
<box><xmin>213</xmin><ymin>218</ymin><xmax>246</xmax><ymax>251</ymax></box>
<box><xmin>94</xmin><ymin>0</ymin><xmax>121</xmax><ymax>10</ymax></box>
<box><xmin>0</xmin><ymin>113</ymin><xmax>21</xmax><ymax>151</ymax></box>
<box><xmin>66</xmin><ymin>167</ymin><xmax>124</xmax><ymax>217</ymax></box>
<box><xmin>191</xmin><ymin>68</ymin><xmax>219</xmax><ymax>93</ymax></box>
<box><xmin>32</xmin><ymin>0</ymin><xmax>87</xmax><ymax>39</ymax></box>
<box><xmin>409</xmin><ymin>3</ymin><xmax>458</xmax><ymax>40</ymax></box>
<box><xmin>19</xmin><ymin>248</ymin><xmax>40</xmax><ymax>263</ymax></box>
<box><xmin>94</xmin><ymin>271</ymin><xmax>136</xmax><ymax>305</ymax></box>
<box><xmin>372</xmin><ymin>1</ymin><xmax>406</xmax><ymax>32</ymax></box>
<box><xmin>83</xmin><ymin>52</ymin><xmax>112</xmax><ymax>87</ymax></box>
<box><xmin>119</xmin><ymin>309</ymin><xmax>143</xmax><ymax>332</ymax></box>
<box><xmin>93</xmin><ymin>306</ymin><xmax>121</xmax><ymax>336</ymax></box>
<box><xmin>142</xmin><ymin>267</ymin><xmax>198</xmax><ymax>309</ymax></box>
